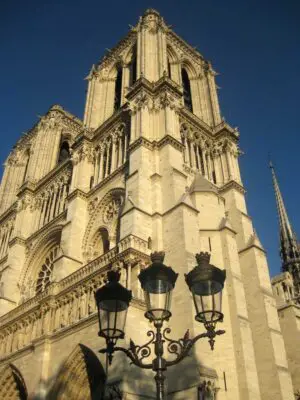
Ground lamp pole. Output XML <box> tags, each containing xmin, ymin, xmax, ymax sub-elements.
<box><xmin>95</xmin><ymin>252</ymin><xmax>226</xmax><ymax>400</ymax></box>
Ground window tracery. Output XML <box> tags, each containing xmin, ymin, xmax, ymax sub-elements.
<box><xmin>36</xmin><ymin>245</ymin><xmax>59</xmax><ymax>295</ymax></box>
<box><xmin>83</xmin><ymin>189</ymin><xmax>125</xmax><ymax>261</ymax></box>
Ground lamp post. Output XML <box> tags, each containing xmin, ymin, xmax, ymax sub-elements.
<box><xmin>95</xmin><ymin>252</ymin><xmax>226</xmax><ymax>400</ymax></box>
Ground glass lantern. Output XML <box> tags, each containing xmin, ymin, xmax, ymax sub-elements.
<box><xmin>185</xmin><ymin>252</ymin><xmax>226</xmax><ymax>326</ymax></box>
<box><xmin>138</xmin><ymin>252</ymin><xmax>178</xmax><ymax>323</ymax></box>
<box><xmin>94</xmin><ymin>270</ymin><xmax>132</xmax><ymax>341</ymax></box>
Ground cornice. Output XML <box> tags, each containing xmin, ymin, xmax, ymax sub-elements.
<box><xmin>87</xmin><ymin>164</ymin><xmax>126</xmax><ymax>198</ymax></box>
<box><xmin>48</xmin><ymin>105</ymin><xmax>83</xmax><ymax>128</ymax></box>
<box><xmin>0</xmin><ymin>254</ymin><xmax>8</xmax><ymax>267</ymax></box>
<box><xmin>0</xmin><ymin>204</ymin><xmax>17</xmax><ymax>226</ymax></box>
<box><xmin>34</xmin><ymin>160</ymin><xmax>72</xmax><ymax>192</ymax></box>
<box><xmin>238</xmin><ymin>242</ymin><xmax>266</xmax><ymax>255</ymax></box>
<box><xmin>219</xmin><ymin>180</ymin><xmax>246</xmax><ymax>195</ymax></box>
<box><xmin>92</xmin><ymin>108</ymin><xmax>129</xmax><ymax>142</ymax></box>
<box><xmin>157</xmin><ymin>135</ymin><xmax>184</xmax><ymax>152</ymax></box>
<box><xmin>128</xmin><ymin>135</ymin><xmax>184</xmax><ymax>154</ymax></box>
<box><xmin>25</xmin><ymin>210</ymin><xmax>68</xmax><ymax>244</ymax></box>
<box><xmin>126</xmin><ymin>75</ymin><xmax>182</xmax><ymax>101</ymax></box>
<box><xmin>128</xmin><ymin>137</ymin><xmax>153</xmax><ymax>153</ymax></box>
<box><xmin>67</xmin><ymin>188</ymin><xmax>88</xmax><ymax>203</ymax></box>
<box><xmin>121</xmin><ymin>196</ymin><xmax>199</xmax><ymax>219</ymax></box>
<box><xmin>96</xmin><ymin>30</ymin><xmax>137</xmax><ymax>72</ymax></box>
<box><xmin>12</xmin><ymin>105</ymin><xmax>84</xmax><ymax>158</ymax></box>
<box><xmin>126</xmin><ymin>77</ymin><xmax>154</xmax><ymax>99</ymax></box>
<box><xmin>219</xmin><ymin>224</ymin><xmax>237</xmax><ymax>235</ymax></box>
<box><xmin>237</xmin><ymin>314</ymin><xmax>250</xmax><ymax>323</ymax></box>
<box><xmin>213</xmin><ymin>120</ymin><xmax>239</xmax><ymax>141</ymax></box>
<box><xmin>277</xmin><ymin>302</ymin><xmax>300</xmax><ymax>312</ymax></box>
<box><xmin>71</xmin><ymin>133</ymin><xmax>94</xmax><ymax>151</ymax></box>
<box><xmin>16</xmin><ymin>181</ymin><xmax>36</xmax><ymax>197</ymax></box>
<box><xmin>167</xmin><ymin>30</ymin><xmax>205</xmax><ymax>66</ymax></box>
<box><xmin>0</xmin><ymin>344</ymin><xmax>34</xmax><ymax>364</ymax></box>
<box><xmin>8</xmin><ymin>237</ymin><xmax>26</xmax><ymax>248</ymax></box>
<box><xmin>179</xmin><ymin>108</ymin><xmax>214</xmax><ymax>138</ymax></box>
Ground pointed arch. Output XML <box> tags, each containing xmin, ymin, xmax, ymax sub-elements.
<box><xmin>0</xmin><ymin>364</ymin><xmax>28</xmax><ymax>400</ymax></box>
<box><xmin>48</xmin><ymin>344</ymin><xmax>106</xmax><ymax>400</ymax></box>
<box><xmin>167</xmin><ymin>44</ymin><xmax>179</xmax><ymax>64</ymax></box>
<box><xmin>181</xmin><ymin>67</ymin><xmax>193</xmax><ymax>112</ymax></box>
<box><xmin>130</xmin><ymin>47</ymin><xmax>137</xmax><ymax>85</ymax></box>
<box><xmin>83</xmin><ymin>188</ymin><xmax>125</xmax><ymax>261</ymax></box>
<box><xmin>22</xmin><ymin>148</ymin><xmax>30</xmax><ymax>184</ymax></box>
<box><xmin>58</xmin><ymin>141</ymin><xmax>70</xmax><ymax>164</ymax></box>
<box><xmin>19</xmin><ymin>225</ymin><xmax>63</xmax><ymax>300</ymax></box>
<box><xmin>124</xmin><ymin>43</ymin><xmax>137</xmax><ymax>86</ymax></box>
<box><xmin>167</xmin><ymin>44</ymin><xmax>179</xmax><ymax>81</ymax></box>
<box><xmin>181</xmin><ymin>59</ymin><xmax>197</xmax><ymax>78</ymax></box>
<box><xmin>114</xmin><ymin>65</ymin><xmax>123</xmax><ymax>111</ymax></box>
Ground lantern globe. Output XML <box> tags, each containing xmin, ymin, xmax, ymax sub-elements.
<box><xmin>94</xmin><ymin>270</ymin><xmax>132</xmax><ymax>341</ymax></box>
<box><xmin>138</xmin><ymin>252</ymin><xmax>178</xmax><ymax>322</ymax></box>
<box><xmin>185</xmin><ymin>252</ymin><xmax>226</xmax><ymax>325</ymax></box>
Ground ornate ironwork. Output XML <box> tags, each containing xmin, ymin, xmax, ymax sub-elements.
<box><xmin>100</xmin><ymin>321</ymin><xmax>225</xmax><ymax>400</ymax></box>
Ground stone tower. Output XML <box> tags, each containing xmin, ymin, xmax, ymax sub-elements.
<box><xmin>0</xmin><ymin>9</ymin><xmax>296</xmax><ymax>400</ymax></box>
<box><xmin>270</xmin><ymin>162</ymin><xmax>300</xmax><ymax>396</ymax></box>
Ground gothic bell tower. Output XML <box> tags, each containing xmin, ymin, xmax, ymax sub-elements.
<box><xmin>0</xmin><ymin>9</ymin><xmax>296</xmax><ymax>400</ymax></box>
<box><xmin>80</xmin><ymin>8</ymin><xmax>295</xmax><ymax>399</ymax></box>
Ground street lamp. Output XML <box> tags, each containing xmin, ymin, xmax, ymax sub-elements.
<box><xmin>95</xmin><ymin>252</ymin><xmax>226</xmax><ymax>400</ymax></box>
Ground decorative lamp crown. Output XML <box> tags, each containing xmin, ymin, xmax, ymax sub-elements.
<box><xmin>107</xmin><ymin>270</ymin><xmax>120</xmax><ymax>283</ymax></box>
<box><xmin>195</xmin><ymin>252</ymin><xmax>211</xmax><ymax>266</ymax></box>
<box><xmin>150</xmin><ymin>251</ymin><xmax>165</xmax><ymax>264</ymax></box>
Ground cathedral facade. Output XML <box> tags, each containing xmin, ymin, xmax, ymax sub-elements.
<box><xmin>0</xmin><ymin>9</ymin><xmax>297</xmax><ymax>400</ymax></box>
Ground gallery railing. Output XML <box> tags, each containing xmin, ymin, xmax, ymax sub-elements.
<box><xmin>0</xmin><ymin>235</ymin><xmax>150</xmax><ymax>360</ymax></box>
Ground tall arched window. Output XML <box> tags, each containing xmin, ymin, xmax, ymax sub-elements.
<box><xmin>36</xmin><ymin>246</ymin><xmax>60</xmax><ymax>295</ymax></box>
<box><xmin>58</xmin><ymin>141</ymin><xmax>70</xmax><ymax>164</ymax></box>
<box><xmin>100</xmin><ymin>228</ymin><xmax>110</xmax><ymax>253</ymax></box>
<box><xmin>22</xmin><ymin>150</ymin><xmax>30</xmax><ymax>183</ymax></box>
<box><xmin>114</xmin><ymin>67</ymin><xmax>123</xmax><ymax>111</ymax></box>
<box><xmin>130</xmin><ymin>45</ymin><xmax>137</xmax><ymax>85</ymax></box>
<box><xmin>181</xmin><ymin>68</ymin><xmax>193</xmax><ymax>112</ymax></box>
<box><xmin>167</xmin><ymin>59</ymin><xmax>171</xmax><ymax>79</ymax></box>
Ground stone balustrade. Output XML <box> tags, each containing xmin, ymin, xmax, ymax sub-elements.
<box><xmin>0</xmin><ymin>235</ymin><xmax>150</xmax><ymax>360</ymax></box>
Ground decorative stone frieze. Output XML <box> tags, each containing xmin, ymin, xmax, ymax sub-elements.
<box><xmin>0</xmin><ymin>242</ymin><xmax>149</xmax><ymax>360</ymax></box>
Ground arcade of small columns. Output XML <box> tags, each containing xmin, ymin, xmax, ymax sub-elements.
<box><xmin>35</xmin><ymin>169</ymin><xmax>71</xmax><ymax>231</ymax></box>
<box><xmin>0</xmin><ymin>239</ymin><xmax>149</xmax><ymax>359</ymax></box>
<box><xmin>180</xmin><ymin>120</ymin><xmax>241</xmax><ymax>185</ymax></box>
<box><xmin>91</xmin><ymin>123</ymin><xmax>130</xmax><ymax>188</ymax></box>
<box><xmin>0</xmin><ymin>118</ymin><xmax>240</xmax><ymax>266</ymax></box>
<box><xmin>0</xmin><ymin>217</ymin><xmax>14</xmax><ymax>262</ymax></box>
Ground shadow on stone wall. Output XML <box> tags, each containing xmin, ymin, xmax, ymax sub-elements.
<box><xmin>29</xmin><ymin>339</ymin><xmax>216</xmax><ymax>400</ymax></box>
<box><xmin>38</xmin><ymin>344</ymin><xmax>106</xmax><ymax>400</ymax></box>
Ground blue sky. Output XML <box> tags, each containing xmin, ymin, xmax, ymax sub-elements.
<box><xmin>1</xmin><ymin>0</ymin><xmax>299</xmax><ymax>276</ymax></box>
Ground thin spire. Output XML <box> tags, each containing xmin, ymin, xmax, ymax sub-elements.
<box><xmin>270</xmin><ymin>162</ymin><xmax>300</xmax><ymax>298</ymax></box>
<box><xmin>270</xmin><ymin>162</ymin><xmax>298</xmax><ymax>259</ymax></box>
